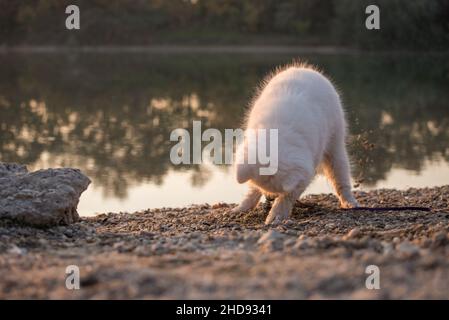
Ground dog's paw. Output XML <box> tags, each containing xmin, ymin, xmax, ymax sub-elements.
<box><xmin>264</xmin><ymin>211</ymin><xmax>289</xmax><ymax>225</ymax></box>
<box><xmin>340</xmin><ymin>198</ymin><xmax>359</xmax><ymax>209</ymax></box>
<box><xmin>230</xmin><ymin>205</ymin><xmax>250</xmax><ymax>214</ymax></box>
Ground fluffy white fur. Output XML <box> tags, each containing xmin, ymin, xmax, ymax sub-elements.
<box><xmin>234</xmin><ymin>63</ymin><xmax>359</xmax><ymax>224</ymax></box>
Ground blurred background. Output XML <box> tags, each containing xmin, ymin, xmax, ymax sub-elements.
<box><xmin>1</xmin><ymin>0</ymin><xmax>449</xmax><ymax>49</ymax></box>
<box><xmin>0</xmin><ymin>1</ymin><xmax>448</xmax><ymax>215</ymax></box>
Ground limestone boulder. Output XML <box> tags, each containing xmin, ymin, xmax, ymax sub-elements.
<box><xmin>0</xmin><ymin>163</ymin><xmax>90</xmax><ymax>227</ymax></box>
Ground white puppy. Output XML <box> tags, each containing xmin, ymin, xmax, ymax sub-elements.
<box><xmin>234</xmin><ymin>63</ymin><xmax>359</xmax><ymax>224</ymax></box>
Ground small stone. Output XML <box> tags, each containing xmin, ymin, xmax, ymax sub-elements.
<box><xmin>381</xmin><ymin>241</ymin><xmax>394</xmax><ymax>255</ymax></box>
<box><xmin>344</xmin><ymin>227</ymin><xmax>360</xmax><ymax>239</ymax></box>
<box><xmin>257</xmin><ymin>230</ymin><xmax>283</xmax><ymax>244</ymax></box>
<box><xmin>420</xmin><ymin>238</ymin><xmax>432</xmax><ymax>248</ymax></box>
<box><xmin>7</xmin><ymin>244</ymin><xmax>26</xmax><ymax>255</ymax></box>
<box><xmin>257</xmin><ymin>230</ymin><xmax>284</xmax><ymax>251</ymax></box>
<box><xmin>38</xmin><ymin>238</ymin><xmax>49</xmax><ymax>245</ymax></box>
<box><xmin>134</xmin><ymin>245</ymin><xmax>150</xmax><ymax>256</ymax></box>
<box><xmin>230</xmin><ymin>230</ymin><xmax>239</xmax><ymax>237</ymax></box>
<box><xmin>397</xmin><ymin>241</ymin><xmax>420</xmax><ymax>257</ymax></box>
<box><xmin>293</xmin><ymin>236</ymin><xmax>313</xmax><ymax>250</ymax></box>
<box><xmin>181</xmin><ymin>242</ymin><xmax>197</xmax><ymax>252</ymax></box>
<box><xmin>342</xmin><ymin>228</ymin><xmax>361</xmax><ymax>240</ymax></box>
<box><xmin>284</xmin><ymin>238</ymin><xmax>296</xmax><ymax>247</ymax></box>
<box><xmin>139</xmin><ymin>231</ymin><xmax>155</xmax><ymax>238</ymax></box>
<box><xmin>283</xmin><ymin>219</ymin><xmax>295</xmax><ymax>227</ymax></box>
<box><xmin>212</xmin><ymin>203</ymin><xmax>228</xmax><ymax>209</ymax></box>
<box><xmin>86</xmin><ymin>237</ymin><xmax>97</xmax><ymax>243</ymax></box>
<box><xmin>431</xmin><ymin>232</ymin><xmax>448</xmax><ymax>247</ymax></box>
<box><xmin>113</xmin><ymin>241</ymin><xmax>125</xmax><ymax>249</ymax></box>
<box><xmin>63</xmin><ymin>229</ymin><xmax>74</xmax><ymax>238</ymax></box>
<box><xmin>325</xmin><ymin>223</ymin><xmax>336</xmax><ymax>229</ymax></box>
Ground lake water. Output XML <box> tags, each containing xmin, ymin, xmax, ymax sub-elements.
<box><xmin>1</xmin><ymin>52</ymin><xmax>448</xmax><ymax>216</ymax></box>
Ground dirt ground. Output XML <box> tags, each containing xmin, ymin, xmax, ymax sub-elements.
<box><xmin>1</xmin><ymin>186</ymin><xmax>448</xmax><ymax>299</ymax></box>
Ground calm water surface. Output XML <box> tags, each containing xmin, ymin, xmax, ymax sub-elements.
<box><xmin>1</xmin><ymin>52</ymin><xmax>448</xmax><ymax>215</ymax></box>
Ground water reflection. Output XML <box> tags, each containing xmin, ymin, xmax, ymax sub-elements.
<box><xmin>0</xmin><ymin>52</ymin><xmax>448</xmax><ymax>214</ymax></box>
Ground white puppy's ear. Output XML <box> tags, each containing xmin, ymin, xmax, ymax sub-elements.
<box><xmin>235</xmin><ymin>163</ymin><xmax>252</xmax><ymax>184</ymax></box>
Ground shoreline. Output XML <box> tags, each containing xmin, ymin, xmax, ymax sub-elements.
<box><xmin>1</xmin><ymin>45</ymin><xmax>449</xmax><ymax>55</ymax></box>
<box><xmin>1</xmin><ymin>186</ymin><xmax>448</xmax><ymax>299</ymax></box>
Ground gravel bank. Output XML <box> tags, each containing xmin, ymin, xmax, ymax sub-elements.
<box><xmin>1</xmin><ymin>186</ymin><xmax>448</xmax><ymax>299</ymax></box>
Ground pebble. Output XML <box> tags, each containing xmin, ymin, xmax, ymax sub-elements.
<box><xmin>381</xmin><ymin>241</ymin><xmax>394</xmax><ymax>255</ymax></box>
<box><xmin>283</xmin><ymin>238</ymin><xmax>296</xmax><ymax>247</ymax></box>
<box><xmin>431</xmin><ymin>232</ymin><xmax>448</xmax><ymax>247</ymax></box>
<box><xmin>293</xmin><ymin>236</ymin><xmax>313</xmax><ymax>250</ymax></box>
<box><xmin>257</xmin><ymin>230</ymin><xmax>284</xmax><ymax>251</ymax></box>
<box><xmin>7</xmin><ymin>244</ymin><xmax>27</xmax><ymax>255</ymax></box>
<box><xmin>133</xmin><ymin>245</ymin><xmax>149</xmax><ymax>256</ymax></box>
<box><xmin>257</xmin><ymin>230</ymin><xmax>283</xmax><ymax>245</ymax></box>
<box><xmin>344</xmin><ymin>227</ymin><xmax>360</xmax><ymax>239</ymax></box>
<box><xmin>397</xmin><ymin>242</ymin><xmax>420</xmax><ymax>257</ymax></box>
<box><xmin>325</xmin><ymin>223</ymin><xmax>336</xmax><ymax>229</ymax></box>
<box><xmin>63</xmin><ymin>229</ymin><xmax>74</xmax><ymax>238</ymax></box>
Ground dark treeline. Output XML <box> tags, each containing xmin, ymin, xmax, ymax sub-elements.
<box><xmin>1</xmin><ymin>0</ymin><xmax>449</xmax><ymax>49</ymax></box>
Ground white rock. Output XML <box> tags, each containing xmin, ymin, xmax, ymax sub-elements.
<box><xmin>397</xmin><ymin>242</ymin><xmax>420</xmax><ymax>256</ymax></box>
<box><xmin>257</xmin><ymin>230</ymin><xmax>283</xmax><ymax>245</ymax></box>
<box><xmin>293</xmin><ymin>236</ymin><xmax>312</xmax><ymax>250</ymax></box>
<box><xmin>345</xmin><ymin>227</ymin><xmax>361</xmax><ymax>239</ymax></box>
<box><xmin>257</xmin><ymin>230</ymin><xmax>284</xmax><ymax>251</ymax></box>
<box><xmin>7</xmin><ymin>244</ymin><xmax>27</xmax><ymax>255</ymax></box>
<box><xmin>381</xmin><ymin>241</ymin><xmax>394</xmax><ymax>255</ymax></box>
<box><xmin>0</xmin><ymin>163</ymin><xmax>90</xmax><ymax>227</ymax></box>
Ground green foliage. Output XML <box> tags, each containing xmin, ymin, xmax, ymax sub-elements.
<box><xmin>332</xmin><ymin>0</ymin><xmax>449</xmax><ymax>50</ymax></box>
<box><xmin>0</xmin><ymin>0</ymin><xmax>448</xmax><ymax>49</ymax></box>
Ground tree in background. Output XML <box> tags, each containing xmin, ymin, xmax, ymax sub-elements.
<box><xmin>0</xmin><ymin>0</ymin><xmax>448</xmax><ymax>50</ymax></box>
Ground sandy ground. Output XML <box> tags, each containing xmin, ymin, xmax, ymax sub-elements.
<box><xmin>1</xmin><ymin>186</ymin><xmax>448</xmax><ymax>299</ymax></box>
